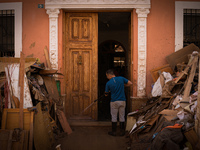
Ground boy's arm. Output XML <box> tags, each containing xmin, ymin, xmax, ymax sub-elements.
<box><xmin>124</xmin><ymin>80</ymin><xmax>133</xmax><ymax>87</ymax></box>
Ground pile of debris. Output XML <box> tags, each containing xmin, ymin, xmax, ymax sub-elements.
<box><xmin>127</xmin><ymin>44</ymin><xmax>200</xmax><ymax>150</ymax></box>
<box><xmin>0</xmin><ymin>48</ymin><xmax>72</xmax><ymax>150</ymax></box>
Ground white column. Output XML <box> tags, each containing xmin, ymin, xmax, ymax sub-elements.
<box><xmin>46</xmin><ymin>8</ymin><xmax>60</xmax><ymax>70</ymax></box>
<box><xmin>136</xmin><ymin>8</ymin><xmax>150</xmax><ymax>97</ymax></box>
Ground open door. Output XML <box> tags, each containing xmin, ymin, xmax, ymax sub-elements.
<box><xmin>98</xmin><ymin>12</ymin><xmax>132</xmax><ymax>120</ymax></box>
<box><xmin>65</xmin><ymin>13</ymin><xmax>98</xmax><ymax>120</ymax></box>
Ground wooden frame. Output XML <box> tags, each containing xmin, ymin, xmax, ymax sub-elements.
<box><xmin>1</xmin><ymin>109</ymin><xmax>34</xmax><ymax>150</ymax></box>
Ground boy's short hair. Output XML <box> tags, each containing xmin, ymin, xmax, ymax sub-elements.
<box><xmin>106</xmin><ymin>69</ymin><xmax>114</xmax><ymax>75</ymax></box>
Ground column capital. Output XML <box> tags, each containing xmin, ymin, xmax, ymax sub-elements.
<box><xmin>46</xmin><ymin>8</ymin><xmax>60</xmax><ymax>18</ymax></box>
<box><xmin>136</xmin><ymin>8</ymin><xmax>150</xmax><ymax>18</ymax></box>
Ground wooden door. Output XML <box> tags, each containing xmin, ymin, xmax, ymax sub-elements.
<box><xmin>65</xmin><ymin>13</ymin><xmax>98</xmax><ymax>120</ymax></box>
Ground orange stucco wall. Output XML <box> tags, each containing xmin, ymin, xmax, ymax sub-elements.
<box><xmin>0</xmin><ymin>0</ymin><xmax>63</xmax><ymax>69</ymax></box>
<box><xmin>145</xmin><ymin>0</ymin><xmax>176</xmax><ymax>95</ymax></box>
<box><xmin>1</xmin><ymin>0</ymin><xmax>200</xmax><ymax>97</ymax></box>
<box><xmin>0</xmin><ymin>0</ymin><xmax>64</xmax><ymax>92</ymax></box>
<box><xmin>22</xmin><ymin>0</ymin><xmax>49</xmax><ymax>62</ymax></box>
<box><xmin>144</xmin><ymin>0</ymin><xmax>200</xmax><ymax>96</ymax></box>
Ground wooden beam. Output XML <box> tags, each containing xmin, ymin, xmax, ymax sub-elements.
<box><xmin>44</xmin><ymin>46</ymin><xmax>52</xmax><ymax>69</ymax></box>
<box><xmin>7</xmin><ymin>130</ymin><xmax>13</xmax><ymax>150</ymax></box>
<box><xmin>174</xmin><ymin>55</ymin><xmax>195</xmax><ymax>84</ymax></box>
<box><xmin>19</xmin><ymin>52</ymin><xmax>25</xmax><ymax>129</ymax></box>
<box><xmin>0</xmin><ymin>57</ymin><xmax>36</xmax><ymax>63</ymax></box>
<box><xmin>57</xmin><ymin>109</ymin><xmax>72</xmax><ymax>135</ymax></box>
<box><xmin>196</xmin><ymin>55</ymin><xmax>200</xmax><ymax>137</ymax></box>
<box><xmin>183</xmin><ymin>54</ymin><xmax>198</xmax><ymax>99</ymax></box>
<box><xmin>0</xmin><ymin>57</ymin><xmax>36</xmax><ymax>73</ymax></box>
<box><xmin>1</xmin><ymin>108</ymin><xmax>32</xmax><ymax>130</ymax></box>
<box><xmin>29</xmin><ymin>111</ymin><xmax>34</xmax><ymax>150</ymax></box>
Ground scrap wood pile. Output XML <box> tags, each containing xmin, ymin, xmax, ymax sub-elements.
<box><xmin>127</xmin><ymin>44</ymin><xmax>200</xmax><ymax>150</ymax></box>
<box><xmin>0</xmin><ymin>49</ymin><xmax>72</xmax><ymax>150</ymax></box>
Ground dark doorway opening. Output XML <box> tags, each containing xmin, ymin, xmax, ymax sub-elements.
<box><xmin>98</xmin><ymin>12</ymin><xmax>131</xmax><ymax>121</ymax></box>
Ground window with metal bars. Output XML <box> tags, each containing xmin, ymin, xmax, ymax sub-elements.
<box><xmin>0</xmin><ymin>10</ymin><xmax>15</xmax><ymax>57</ymax></box>
<box><xmin>184</xmin><ymin>9</ymin><xmax>200</xmax><ymax>48</ymax></box>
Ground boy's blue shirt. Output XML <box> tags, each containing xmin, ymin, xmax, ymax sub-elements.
<box><xmin>105</xmin><ymin>76</ymin><xmax>128</xmax><ymax>102</ymax></box>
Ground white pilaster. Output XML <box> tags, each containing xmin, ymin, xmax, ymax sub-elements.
<box><xmin>46</xmin><ymin>8</ymin><xmax>60</xmax><ymax>69</ymax></box>
<box><xmin>136</xmin><ymin>8</ymin><xmax>149</xmax><ymax>97</ymax></box>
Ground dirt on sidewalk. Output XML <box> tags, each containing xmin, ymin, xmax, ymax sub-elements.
<box><xmin>56</xmin><ymin>126</ymin><xmax>130</xmax><ymax>150</ymax></box>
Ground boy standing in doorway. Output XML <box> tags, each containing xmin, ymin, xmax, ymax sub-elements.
<box><xmin>105</xmin><ymin>69</ymin><xmax>132</xmax><ymax>136</ymax></box>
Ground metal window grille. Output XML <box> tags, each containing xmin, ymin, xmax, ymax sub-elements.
<box><xmin>184</xmin><ymin>9</ymin><xmax>200</xmax><ymax>48</ymax></box>
<box><xmin>0</xmin><ymin>10</ymin><xmax>15</xmax><ymax>57</ymax></box>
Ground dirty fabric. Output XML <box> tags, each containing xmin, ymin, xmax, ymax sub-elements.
<box><xmin>151</xmin><ymin>72</ymin><xmax>173</xmax><ymax>97</ymax></box>
<box><xmin>151</xmin><ymin>126</ymin><xmax>184</xmax><ymax>150</ymax></box>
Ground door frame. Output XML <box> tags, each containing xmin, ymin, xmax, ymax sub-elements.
<box><xmin>64</xmin><ymin>11</ymin><xmax>134</xmax><ymax>119</ymax></box>
<box><xmin>45</xmin><ymin>0</ymin><xmax>151</xmax><ymax>97</ymax></box>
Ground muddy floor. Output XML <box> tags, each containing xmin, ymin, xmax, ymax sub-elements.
<box><xmin>56</xmin><ymin>126</ymin><xmax>130</xmax><ymax>150</ymax></box>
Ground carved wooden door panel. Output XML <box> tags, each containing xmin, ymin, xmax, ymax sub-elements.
<box><xmin>65</xmin><ymin>13</ymin><xmax>98</xmax><ymax>120</ymax></box>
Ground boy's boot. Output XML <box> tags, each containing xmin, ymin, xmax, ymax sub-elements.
<box><xmin>108</xmin><ymin>122</ymin><xmax>117</xmax><ymax>136</ymax></box>
<box><xmin>119</xmin><ymin>122</ymin><xmax>125</xmax><ymax>136</ymax></box>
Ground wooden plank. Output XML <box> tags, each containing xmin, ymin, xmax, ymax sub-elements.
<box><xmin>126</xmin><ymin>116</ymin><xmax>136</xmax><ymax>132</ymax></box>
<box><xmin>42</xmin><ymin>76</ymin><xmax>60</xmax><ymax>101</ymax></box>
<box><xmin>150</xmin><ymin>64</ymin><xmax>174</xmax><ymax>82</ymax></box>
<box><xmin>0</xmin><ymin>57</ymin><xmax>36</xmax><ymax>72</ymax></box>
<box><xmin>12</xmin><ymin>130</ymin><xmax>26</xmax><ymax>150</ymax></box>
<box><xmin>174</xmin><ymin>55</ymin><xmax>195</xmax><ymax>84</ymax></box>
<box><xmin>0</xmin><ymin>130</ymin><xmax>11</xmax><ymax>150</ymax></box>
<box><xmin>57</xmin><ymin>109</ymin><xmax>72</xmax><ymax>134</ymax></box>
<box><xmin>1</xmin><ymin>109</ymin><xmax>32</xmax><ymax>131</ymax></box>
<box><xmin>44</xmin><ymin>46</ymin><xmax>52</xmax><ymax>69</ymax></box>
<box><xmin>143</xmin><ymin>115</ymin><xmax>160</xmax><ymax>133</ymax></box>
<box><xmin>0</xmin><ymin>129</ymin><xmax>28</xmax><ymax>150</ymax></box>
<box><xmin>1</xmin><ymin>109</ymin><xmax>8</xmax><ymax>129</ymax></box>
<box><xmin>29</xmin><ymin>111</ymin><xmax>34</xmax><ymax>150</ymax></box>
<box><xmin>179</xmin><ymin>97</ymin><xmax>190</xmax><ymax>108</ymax></box>
<box><xmin>183</xmin><ymin>54</ymin><xmax>198</xmax><ymax>99</ymax></box>
<box><xmin>39</xmin><ymin>69</ymin><xmax>63</xmax><ymax>75</ymax></box>
<box><xmin>0</xmin><ymin>57</ymin><xmax>36</xmax><ymax>63</ymax></box>
<box><xmin>23</xmin><ymin>130</ymin><xmax>29</xmax><ymax>150</ymax></box>
<box><xmin>19</xmin><ymin>52</ymin><xmax>25</xmax><ymax>129</ymax></box>
<box><xmin>7</xmin><ymin>130</ymin><xmax>13</xmax><ymax>150</ymax></box>
<box><xmin>196</xmin><ymin>55</ymin><xmax>200</xmax><ymax>137</ymax></box>
<box><xmin>184</xmin><ymin>127</ymin><xmax>199</xmax><ymax>149</ymax></box>
<box><xmin>166</xmin><ymin>43</ymin><xmax>200</xmax><ymax>70</ymax></box>
<box><xmin>159</xmin><ymin>109</ymin><xmax>179</xmax><ymax>116</ymax></box>
<box><xmin>34</xmin><ymin>103</ymin><xmax>53</xmax><ymax>150</ymax></box>
<box><xmin>163</xmin><ymin>115</ymin><xmax>177</xmax><ymax>121</ymax></box>
<box><xmin>131</xmin><ymin>97</ymin><xmax>148</xmax><ymax>111</ymax></box>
